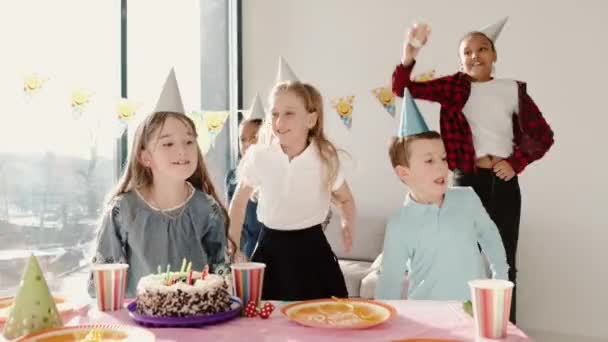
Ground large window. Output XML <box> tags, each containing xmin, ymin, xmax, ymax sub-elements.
<box><xmin>127</xmin><ymin>1</ymin><xmax>202</xmax><ymax>122</ymax></box>
<box><xmin>0</xmin><ymin>1</ymin><xmax>120</xmax><ymax>297</ymax></box>
<box><xmin>128</xmin><ymin>0</ymin><xmax>237</xmax><ymax>203</ymax></box>
<box><xmin>0</xmin><ymin>0</ymin><xmax>238</xmax><ymax>300</ymax></box>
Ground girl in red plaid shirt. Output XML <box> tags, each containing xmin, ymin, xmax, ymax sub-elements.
<box><xmin>392</xmin><ymin>21</ymin><xmax>554</xmax><ymax>322</ymax></box>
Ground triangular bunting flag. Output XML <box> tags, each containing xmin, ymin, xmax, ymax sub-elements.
<box><xmin>332</xmin><ymin>96</ymin><xmax>355</xmax><ymax>129</ymax></box>
<box><xmin>372</xmin><ymin>87</ymin><xmax>396</xmax><ymax>116</ymax></box>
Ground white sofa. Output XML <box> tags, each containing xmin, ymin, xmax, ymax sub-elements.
<box><xmin>324</xmin><ymin>215</ymin><xmax>407</xmax><ymax>298</ymax></box>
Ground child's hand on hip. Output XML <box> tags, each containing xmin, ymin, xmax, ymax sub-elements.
<box><xmin>341</xmin><ymin>223</ymin><xmax>353</xmax><ymax>254</ymax></box>
<box><xmin>493</xmin><ymin>160</ymin><xmax>516</xmax><ymax>181</ymax></box>
<box><xmin>402</xmin><ymin>22</ymin><xmax>431</xmax><ymax>65</ymax></box>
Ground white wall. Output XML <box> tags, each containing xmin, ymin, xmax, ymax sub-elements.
<box><xmin>242</xmin><ymin>0</ymin><xmax>608</xmax><ymax>339</ymax></box>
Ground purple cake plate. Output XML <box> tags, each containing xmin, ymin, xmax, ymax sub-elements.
<box><xmin>127</xmin><ymin>296</ymin><xmax>242</xmax><ymax>328</ymax></box>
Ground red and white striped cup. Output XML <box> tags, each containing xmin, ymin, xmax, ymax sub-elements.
<box><xmin>231</xmin><ymin>262</ymin><xmax>265</xmax><ymax>313</ymax></box>
<box><xmin>92</xmin><ymin>263</ymin><xmax>129</xmax><ymax>312</ymax></box>
<box><xmin>468</xmin><ymin>279</ymin><xmax>514</xmax><ymax>339</ymax></box>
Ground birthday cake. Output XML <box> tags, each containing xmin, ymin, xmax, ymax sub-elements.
<box><xmin>136</xmin><ymin>271</ymin><xmax>232</xmax><ymax>317</ymax></box>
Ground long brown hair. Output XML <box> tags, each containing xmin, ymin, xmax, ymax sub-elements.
<box><xmin>269</xmin><ymin>81</ymin><xmax>341</xmax><ymax>191</ymax></box>
<box><xmin>106</xmin><ymin>111</ymin><xmax>233</xmax><ymax>246</ymax></box>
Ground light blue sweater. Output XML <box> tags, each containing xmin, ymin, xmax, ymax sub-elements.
<box><xmin>376</xmin><ymin>187</ymin><xmax>508</xmax><ymax>301</ymax></box>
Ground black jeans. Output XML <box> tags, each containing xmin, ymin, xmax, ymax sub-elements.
<box><xmin>454</xmin><ymin>168</ymin><xmax>521</xmax><ymax>323</ymax></box>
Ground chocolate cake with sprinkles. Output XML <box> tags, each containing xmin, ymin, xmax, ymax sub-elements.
<box><xmin>135</xmin><ymin>271</ymin><xmax>232</xmax><ymax>317</ymax></box>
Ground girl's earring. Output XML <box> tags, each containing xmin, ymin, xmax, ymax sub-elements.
<box><xmin>459</xmin><ymin>64</ymin><xmax>464</xmax><ymax>72</ymax></box>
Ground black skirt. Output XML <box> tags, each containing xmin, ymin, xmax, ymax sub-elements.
<box><xmin>250</xmin><ymin>223</ymin><xmax>348</xmax><ymax>301</ymax></box>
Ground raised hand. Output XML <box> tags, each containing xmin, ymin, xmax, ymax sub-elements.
<box><xmin>402</xmin><ymin>22</ymin><xmax>431</xmax><ymax>66</ymax></box>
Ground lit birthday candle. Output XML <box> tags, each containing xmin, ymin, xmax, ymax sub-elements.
<box><xmin>180</xmin><ymin>258</ymin><xmax>187</xmax><ymax>273</ymax></box>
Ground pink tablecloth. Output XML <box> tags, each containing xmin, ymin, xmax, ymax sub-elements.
<box><xmin>59</xmin><ymin>300</ymin><xmax>531</xmax><ymax>342</ymax></box>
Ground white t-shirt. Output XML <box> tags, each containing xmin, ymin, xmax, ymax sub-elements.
<box><xmin>238</xmin><ymin>141</ymin><xmax>345</xmax><ymax>230</ymax></box>
<box><xmin>462</xmin><ymin>78</ymin><xmax>519</xmax><ymax>158</ymax></box>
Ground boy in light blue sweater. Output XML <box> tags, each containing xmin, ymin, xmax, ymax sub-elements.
<box><xmin>375</xmin><ymin>90</ymin><xmax>508</xmax><ymax>301</ymax></box>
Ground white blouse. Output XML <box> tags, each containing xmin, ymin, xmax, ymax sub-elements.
<box><xmin>462</xmin><ymin>78</ymin><xmax>519</xmax><ymax>158</ymax></box>
<box><xmin>238</xmin><ymin>141</ymin><xmax>344</xmax><ymax>230</ymax></box>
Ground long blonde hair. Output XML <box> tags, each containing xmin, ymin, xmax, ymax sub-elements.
<box><xmin>269</xmin><ymin>81</ymin><xmax>341</xmax><ymax>191</ymax></box>
<box><xmin>106</xmin><ymin>111</ymin><xmax>232</xmax><ymax>245</ymax></box>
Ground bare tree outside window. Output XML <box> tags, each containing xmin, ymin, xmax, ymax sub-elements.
<box><xmin>0</xmin><ymin>1</ymin><xmax>119</xmax><ymax>297</ymax></box>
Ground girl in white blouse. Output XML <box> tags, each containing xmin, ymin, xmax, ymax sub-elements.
<box><xmin>228</xmin><ymin>81</ymin><xmax>356</xmax><ymax>300</ymax></box>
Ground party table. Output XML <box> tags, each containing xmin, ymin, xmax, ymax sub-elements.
<box><xmin>46</xmin><ymin>300</ymin><xmax>531</xmax><ymax>342</ymax></box>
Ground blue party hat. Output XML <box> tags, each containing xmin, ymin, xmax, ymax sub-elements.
<box><xmin>398</xmin><ymin>89</ymin><xmax>429</xmax><ymax>137</ymax></box>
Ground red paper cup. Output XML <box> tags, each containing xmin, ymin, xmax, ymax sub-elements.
<box><xmin>230</xmin><ymin>262</ymin><xmax>265</xmax><ymax>312</ymax></box>
<box><xmin>469</xmin><ymin>279</ymin><xmax>514</xmax><ymax>339</ymax></box>
<box><xmin>92</xmin><ymin>264</ymin><xmax>129</xmax><ymax>312</ymax></box>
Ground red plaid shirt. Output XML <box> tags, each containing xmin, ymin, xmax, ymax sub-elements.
<box><xmin>393</xmin><ymin>61</ymin><xmax>554</xmax><ymax>174</ymax></box>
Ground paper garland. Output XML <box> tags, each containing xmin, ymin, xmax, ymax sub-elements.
<box><xmin>14</xmin><ymin>71</ymin><xmax>237</xmax><ymax>155</ymax></box>
<box><xmin>14</xmin><ymin>68</ymin><xmax>448</xmax><ymax>143</ymax></box>
<box><xmin>204</xmin><ymin>111</ymin><xmax>230</xmax><ymax>143</ymax></box>
<box><xmin>372</xmin><ymin>87</ymin><xmax>395</xmax><ymax>116</ymax></box>
<box><xmin>186</xmin><ymin>110</ymin><xmax>231</xmax><ymax>155</ymax></box>
<box><xmin>116</xmin><ymin>98</ymin><xmax>138</xmax><ymax>122</ymax></box>
<box><xmin>332</xmin><ymin>96</ymin><xmax>354</xmax><ymax>129</ymax></box>
<box><xmin>114</xmin><ymin>98</ymin><xmax>140</xmax><ymax>138</ymax></box>
<box><xmin>71</xmin><ymin>89</ymin><xmax>94</xmax><ymax>119</ymax></box>
<box><xmin>23</xmin><ymin>73</ymin><xmax>48</xmax><ymax>102</ymax></box>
